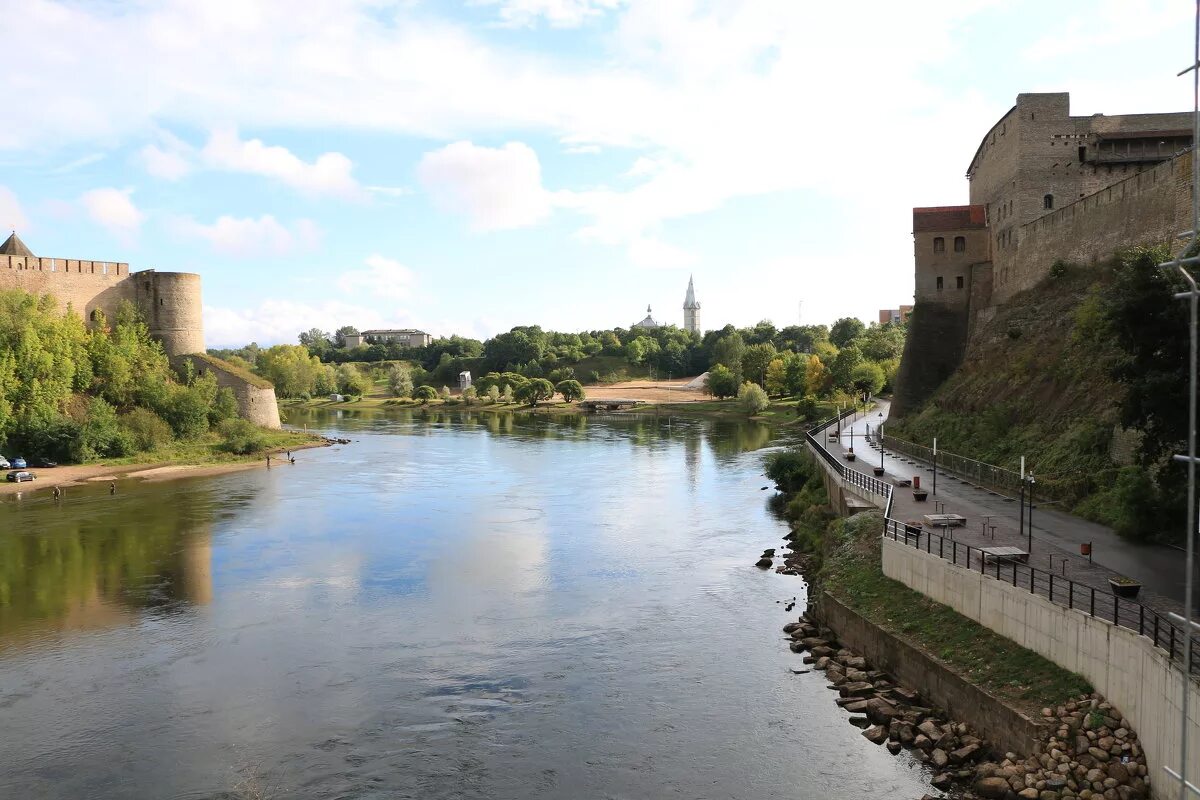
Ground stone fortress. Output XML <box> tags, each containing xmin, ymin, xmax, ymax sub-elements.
<box><xmin>896</xmin><ymin>92</ymin><xmax>1195</xmax><ymax>414</ymax></box>
<box><xmin>0</xmin><ymin>233</ymin><xmax>280</xmax><ymax>428</ymax></box>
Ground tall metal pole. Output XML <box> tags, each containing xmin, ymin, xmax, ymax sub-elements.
<box><xmin>1028</xmin><ymin>474</ymin><xmax>1035</xmax><ymax>555</ymax></box>
<box><xmin>880</xmin><ymin>423</ymin><xmax>886</xmax><ymax>471</ymax></box>
<box><xmin>933</xmin><ymin>437</ymin><xmax>938</xmax><ymax>496</ymax></box>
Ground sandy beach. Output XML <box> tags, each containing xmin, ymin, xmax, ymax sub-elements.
<box><xmin>0</xmin><ymin>440</ymin><xmax>333</xmax><ymax>496</ymax></box>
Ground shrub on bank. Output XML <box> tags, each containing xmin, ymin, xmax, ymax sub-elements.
<box><xmin>217</xmin><ymin>418</ymin><xmax>268</xmax><ymax>455</ymax></box>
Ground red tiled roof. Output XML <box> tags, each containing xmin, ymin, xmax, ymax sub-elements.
<box><xmin>912</xmin><ymin>205</ymin><xmax>986</xmax><ymax>232</ymax></box>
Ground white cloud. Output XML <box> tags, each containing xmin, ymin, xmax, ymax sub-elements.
<box><xmin>478</xmin><ymin>0</ymin><xmax>626</xmax><ymax>28</ymax></box>
<box><xmin>417</xmin><ymin>141</ymin><xmax>554</xmax><ymax>231</ymax></box>
<box><xmin>365</xmin><ymin>185</ymin><xmax>411</xmax><ymax>198</ymax></box>
<box><xmin>201</xmin><ymin>127</ymin><xmax>361</xmax><ymax>198</ymax></box>
<box><xmin>50</xmin><ymin>153</ymin><xmax>106</xmax><ymax>174</ymax></box>
<box><xmin>80</xmin><ymin>187</ymin><xmax>144</xmax><ymax>239</ymax></box>
<box><xmin>140</xmin><ymin>131</ymin><xmax>194</xmax><ymax>180</ymax></box>
<box><xmin>337</xmin><ymin>254</ymin><xmax>415</xmax><ymax>301</ymax></box>
<box><xmin>171</xmin><ymin>214</ymin><xmax>320</xmax><ymax>256</ymax></box>
<box><xmin>626</xmin><ymin>236</ymin><xmax>694</xmax><ymax>270</ymax></box>
<box><xmin>0</xmin><ymin>187</ymin><xmax>29</xmax><ymax>233</ymax></box>
<box><xmin>204</xmin><ymin>299</ymin><xmax>398</xmax><ymax>348</ymax></box>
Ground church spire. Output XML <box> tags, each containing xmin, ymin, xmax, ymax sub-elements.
<box><xmin>683</xmin><ymin>274</ymin><xmax>699</xmax><ymax>310</ymax></box>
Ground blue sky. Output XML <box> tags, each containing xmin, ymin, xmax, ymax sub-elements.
<box><xmin>1</xmin><ymin>0</ymin><xmax>1194</xmax><ymax>347</ymax></box>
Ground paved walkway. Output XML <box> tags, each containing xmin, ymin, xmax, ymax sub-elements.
<box><xmin>825</xmin><ymin>400</ymin><xmax>1197</xmax><ymax>618</ymax></box>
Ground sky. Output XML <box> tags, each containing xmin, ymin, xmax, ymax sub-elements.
<box><xmin>0</xmin><ymin>0</ymin><xmax>1195</xmax><ymax>348</ymax></box>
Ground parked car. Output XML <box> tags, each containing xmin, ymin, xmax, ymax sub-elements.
<box><xmin>10</xmin><ymin>458</ymin><xmax>27</xmax><ymax>469</ymax></box>
<box><xmin>0</xmin><ymin>457</ymin><xmax>9</xmax><ymax>470</ymax></box>
<box><xmin>28</xmin><ymin>458</ymin><xmax>58</xmax><ymax>468</ymax></box>
<box><xmin>6</xmin><ymin>471</ymin><xmax>34</xmax><ymax>483</ymax></box>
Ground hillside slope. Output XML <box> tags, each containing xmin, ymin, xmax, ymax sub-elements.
<box><xmin>890</xmin><ymin>263</ymin><xmax>1142</xmax><ymax>531</ymax></box>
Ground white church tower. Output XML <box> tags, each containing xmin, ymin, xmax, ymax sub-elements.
<box><xmin>683</xmin><ymin>275</ymin><xmax>701</xmax><ymax>334</ymax></box>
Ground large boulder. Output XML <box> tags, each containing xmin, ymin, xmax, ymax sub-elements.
<box><xmin>974</xmin><ymin>776</ymin><xmax>1011</xmax><ymax>799</ymax></box>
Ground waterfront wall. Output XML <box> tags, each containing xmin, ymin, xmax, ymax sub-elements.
<box><xmin>816</xmin><ymin>593</ymin><xmax>1047</xmax><ymax>756</ymax></box>
<box><xmin>882</xmin><ymin>536</ymin><xmax>1200</xmax><ymax>798</ymax></box>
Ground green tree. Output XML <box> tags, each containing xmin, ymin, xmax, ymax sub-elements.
<box><xmin>850</xmin><ymin>361</ymin><xmax>886</xmax><ymax>396</ymax></box>
<box><xmin>501</xmin><ymin>384</ymin><xmax>514</xmax><ymax>403</ymax></box>
<box><xmin>830</xmin><ymin>345</ymin><xmax>864</xmax><ymax>391</ymax></box>
<box><xmin>333</xmin><ymin>325</ymin><xmax>359</xmax><ymax>348</ymax></box>
<box><xmin>556</xmin><ymin>379</ymin><xmax>585</xmax><ymax>402</ymax></box>
<box><xmin>413</xmin><ymin>385</ymin><xmax>438</xmax><ymax>404</ymax></box>
<box><xmin>764</xmin><ymin>357</ymin><xmax>788</xmax><ymax>396</ymax></box>
<box><xmin>336</xmin><ymin>364</ymin><xmax>371</xmax><ymax>396</ymax></box>
<box><xmin>710</xmin><ymin>333</ymin><xmax>746</xmax><ymax>380</ymax></box>
<box><xmin>741</xmin><ymin>342</ymin><xmax>777</xmax><ymax>386</ymax></box>
<box><xmin>515</xmin><ymin>377</ymin><xmax>555</xmax><ymax>407</ymax></box>
<box><xmin>257</xmin><ymin>345</ymin><xmax>324</xmax><ymax>398</ymax></box>
<box><xmin>704</xmin><ymin>364</ymin><xmax>739</xmax><ymax>399</ymax></box>
<box><xmin>804</xmin><ymin>354</ymin><xmax>831</xmax><ymax>396</ymax></box>
<box><xmin>462</xmin><ymin>386</ymin><xmax>478</xmax><ymax>405</ymax></box>
<box><xmin>486</xmin><ymin>385</ymin><xmax>501</xmax><ymax>404</ymax></box>
<box><xmin>738</xmin><ymin>381</ymin><xmax>769</xmax><ymax>414</ymax></box>
<box><xmin>830</xmin><ymin>317</ymin><xmax>866</xmax><ymax>348</ymax></box>
<box><xmin>387</xmin><ymin>363</ymin><xmax>414</xmax><ymax>397</ymax></box>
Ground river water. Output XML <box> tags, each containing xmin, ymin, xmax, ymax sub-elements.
<box><xmin>0</xmin><ymin>409</ymin><xmax>934</xmax><ymax>799</ymax></box>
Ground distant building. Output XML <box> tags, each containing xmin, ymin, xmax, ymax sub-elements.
<box><xmin>343</xmin><ymin>328</ymin><xmax>432</xmax><ymax>348</ymax></box>
<box><xmin>878</xmin><ymin>306</ymin><xmax>913</xmax><ymax>325</ymax></box>
<box><xmin>632</xmin><ymin>305</ymin><xmax>661</xmax><ymax>331</ymax></box>
<box><xmin>458</xmin><ymin>371</ymin><xmax>472</xmax><ymax>391</ymax></box>
<box><xmin>683</xmin><ymin>275</ymin><xmax>701</xmax><ymax>333</ymax></box>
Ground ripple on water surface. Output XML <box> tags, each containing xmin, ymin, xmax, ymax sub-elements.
<box><xmin>0</xmin><ymin>410</ymin><xmax>938</xmax><ymax>799</ymax></box>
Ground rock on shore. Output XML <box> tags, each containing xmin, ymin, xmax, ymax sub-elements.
<box><xmin>782</xmin><ymin>612</ymin><xmax>1150</xmax><ymax>800</ymax></box>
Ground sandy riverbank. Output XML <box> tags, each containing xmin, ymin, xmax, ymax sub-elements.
<box><xmin>0</xmin><ymin>439</ymin><xmax>334</xmax><ymax>496</ymax></box>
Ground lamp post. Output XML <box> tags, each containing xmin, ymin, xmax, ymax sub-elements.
<box><xmin>1019</xmin><ymin>456</ymin><xmax>1026</xmax><ymax>546</ymax></box>
<box><xmin>932</xmin><ymin>437</ymin><xmax>938</xmax><ymax>496</ymax></box>
<box><xmin>1027</xmin><ymin>473</ymin><xmax>1036</xmax><ymax>554</ymax></box>
<box><xmin>880</xmin><ymin>423</ymin><xmax>885</xmax><ymax>471</ymax></box>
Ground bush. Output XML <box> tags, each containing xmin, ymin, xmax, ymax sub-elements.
<box><xmin>486</xmin><ymin>385</ymin><xmax>501</xmax><ymax>404</ymax></box>
<box><xmin>387</xmin><ymin>364</ymin><xmax>413</xmax><ymax>398</ymax></box>
<box><xmin>209</xmin><ymin>387</ymin><xmax>239</xmax><ymax>427</ymax></box>
<box><xmin>765</xmin><ymin>450</ymin><xmax>817</xmax><ymax>494</ymax></box>
<box><xmin>74</xmin><ymin>397</ymin><xmax>133</xmax><ymax>460</ymax></box>
<box><xmin>413</xmin><ymin>385</ymin><xmax>438</xmax><ymax>404</ymax></box>
<box><xmin>462</xmin><ymin>386</ymin><xmax>478</xmax><ymax>405</ymax></box>
<box><xmin>217</xmin><ymin>418</ymin><xmax>268</xmax><ymax>455</ymax></box>
<box><xmin>587</xmin><ymin>370</ymin><xmax>602</xmax><ymax>384</ymax></box>
<box><xmin>121</xmin><ymin>408</ymin><xmax>174</xmax><ymax>452</ymax></box>
<box><xmin>738</xmin><ymin>381</ymin><xmax>769</xmax><ymax>414</ymax></box>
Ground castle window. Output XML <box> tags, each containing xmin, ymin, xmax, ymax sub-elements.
<box><xmin>956</xmin><ymin>276</ymin><xmax>964</xmax><ymax>290</ymax></box>
<box><xmin>1043</xmin><ymin>194</ymin><xmax>1054</xmax><ymax>210</ymax></box>
<box><xmin>936</xmin><ymin>276</ymin><xmax>944</xmax><ymax>292</ymax></box>
<box><xmin>159</xmin><ymin>298</ymin><xmax>165</xmax><ymax>306</ymax></box>
<box><xmin>933</xmin><ymin>237</ymin><xmax>945</xmax><ymax>253</ymax></box>
<box><xmin>953</xmin><ymin>236</ymin><xmax>965</xmax><ymax>253</ymax></box>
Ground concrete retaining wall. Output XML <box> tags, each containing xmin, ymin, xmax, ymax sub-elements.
<box><xmin>816</xmin><ymin>593</ymin><xmax>1048</xmax><ymax>756</ymax></box>
<box><xmin>882</xmin><ymin>537</ymin><xmax>1200</xmax><ymax>797</ymax></box>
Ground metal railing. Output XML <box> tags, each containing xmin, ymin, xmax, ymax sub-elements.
<box><xmin>805</xmin><ymin>409</ymin><xmax>1200</xmax><ymax>678</ymax></box>
<box><xmin>882</xmin><ymin>519</ymin><xmax>1200</xmax><ymax>677</ymax></box>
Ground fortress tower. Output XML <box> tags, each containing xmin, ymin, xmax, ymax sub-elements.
<box><xmin>683</xmin><ymin>275</ymin><xmax>700</xmax><ymax>334</ymax></box>
<box><xmin>0</xmin><ymin>233</ymin><xmax>280</xmax><ymax>428</ymax></box>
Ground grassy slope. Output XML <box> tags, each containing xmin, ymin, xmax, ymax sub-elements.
<box><xmin>778</xmin><ymin>454</ymin><xmax>1092</xmax><ymax>713</ymax></box>
<box><xmin>890</xmin><ymin>265</ymin><xmax>1124</xmax><ymax>506</ymax></box>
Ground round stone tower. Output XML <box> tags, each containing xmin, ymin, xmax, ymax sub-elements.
<box><xmin>134</xmin><ymin>270</ymin><xmax>205</xmax><ymax>355</ymax></box>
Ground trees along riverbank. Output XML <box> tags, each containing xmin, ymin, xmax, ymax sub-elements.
<box><xmin>0</xmin><ymin>290</ymin><xmax>314</xmax><ymax>469</ymax></box>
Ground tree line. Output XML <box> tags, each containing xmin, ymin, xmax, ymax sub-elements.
<box><xmin>213</xmin><ymin>316</ymin><xmax>905</xmax><ymax>408</ymax></box>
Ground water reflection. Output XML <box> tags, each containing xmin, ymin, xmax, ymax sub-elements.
<box><xmin>0</xmin><ymin>410</ymin><xmax>931</xmax><ymax>800</ymax></box>
<box><xmin>0</xmin><ymin>484</ymin><xmax>218</xmax><ymax>643</ymax></box>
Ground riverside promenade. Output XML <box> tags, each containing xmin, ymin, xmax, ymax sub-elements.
<box><xmin>826</xmin><ymin>400</ymin><xmax>1196</xmax><ymax>620</ymax></box>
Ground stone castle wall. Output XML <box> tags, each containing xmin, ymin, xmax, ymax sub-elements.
<box><xmin>0</xmin><ymin>254</ymin><xmax>205</xmax><ymax>356</ymax></box>
<box><xmin>0</xmin><ymin>251</ymin><xmax>280</xmax><ymax>428</ymax></box>
<box><xmin>991</xmin><ymin>150</ymin><xmax>1193</xmax><ymax>305</ymax></box>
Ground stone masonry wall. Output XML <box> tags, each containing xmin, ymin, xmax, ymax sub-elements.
<box><xmin>891</xmin><ymin>301</ymin><xmax>969</xmax><ymax>418</ymax></box>
<box><xmin>0</xmin><ymin>255</ymin><xmax>205</xmax><ymax>357</ymax></box>
<box><xmin>815</xmin><ymin>593</ymin><xmax>1048</xmax><ymax>757</ymax></box>
<box><xmin>882</xmin><ymin>537</ymin><xmax>1200</xmax><ymax>799</ymax></box>
<box><xmin>991</xmin><ymin>150</ymin><xmax>1193</xmax><ymax>305</ymax></box>
<box><xmin>172</xmin><ymin>354</ymin><xmax>281</xmax><ymax>429</ymax></box>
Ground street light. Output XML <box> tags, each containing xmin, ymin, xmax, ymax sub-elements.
<box><xmin>1027</xmin><ymin>473</ymin><xmax>1036</xmax><ymax>554</ymax></box>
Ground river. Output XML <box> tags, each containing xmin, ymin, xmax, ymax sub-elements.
<box><xmin>0</xmin><ymin>409</ymin><xmax>935</xmax><ymax>799</ymax></box>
